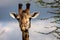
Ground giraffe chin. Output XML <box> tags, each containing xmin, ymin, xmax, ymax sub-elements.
<box><xmin>21</xmin><ymin>27</ymin><xmax>27</xmax><ymax>32</ymax></box>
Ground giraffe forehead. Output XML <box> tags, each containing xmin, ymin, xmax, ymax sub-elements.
<box><xmin>20</xmin><ymin>13</ymin><xmax>29</xmax><ymax>21</ymax></box>
<box><xmin>21</xmin><ymin>15</ymin><xmax>29</xmax><ymax>21</ymax></box>
<box><xmin>21</xmin><ymin>13</ymin><xmax>30</xmax><ymax>18</ymax></box>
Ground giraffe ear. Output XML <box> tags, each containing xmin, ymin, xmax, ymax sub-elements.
<box><xmin>10</xmin><ymin>12</ymin><xmax>18</xmax><ymax>19</ymax></box>
<box><xmin>31</xmin><ymin>12</ymin><xmax>39</xmax><ymax>18</ymax></box>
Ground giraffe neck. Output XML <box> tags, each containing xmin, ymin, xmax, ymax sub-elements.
<box><xmin>22</xmin><ymin>30</ymin><xmax>29</xmax><ymax>40</ymax></box>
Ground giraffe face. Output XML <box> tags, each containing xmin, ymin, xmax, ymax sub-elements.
<box><xmin>10</xmin><ymin>11</ymin><xmax>39</xmax><ymax>31</ymax></box>
<box><xmin>10</xmin><ymin>3</ymin><xmax>39</xmax><ymax>31</ymax></box>
<box><xmin>19</xmin><ymin>11</ymin><xmax>31</xmax><ymax>31</ymax></box>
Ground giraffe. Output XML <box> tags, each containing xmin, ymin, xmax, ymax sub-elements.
<box><xmin>10</xmin><ymin>3</ymin><xmax>39</xmax><ymax>40</ymax></box>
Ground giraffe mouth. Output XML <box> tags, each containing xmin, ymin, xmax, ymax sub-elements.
<box><xmin>20</xmin><ymin>23</ymin><xmax>30</xmax><ymax>31</ymax></box>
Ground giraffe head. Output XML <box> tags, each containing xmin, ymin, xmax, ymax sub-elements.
<box><xmin>10</xmin><ymin>3</ymin><xmax>39</xmax><ymax>31</ymax></box>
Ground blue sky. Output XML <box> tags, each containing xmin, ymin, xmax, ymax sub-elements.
<box><xmin>0</xmin><ymin>0</ymin><xmax>54</xmax><ymax>22</ymax></box>
<box><xmin>0</xmin><ymin>0</ymin><xmax>59</xmax><ymax>40</ymax></box>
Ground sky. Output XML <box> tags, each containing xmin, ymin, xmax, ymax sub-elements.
<box><xmin>0</xmin><ymin>20</ymin><xmax>58</xmax><ymax>40</ymax></box>
<box><xmin>0</xmin><ymin>0</ymin><xmax>54</xmax><ymax>22</ymax></box>
<box><xmin>0</xmin><ymin>0</ymin><xmax>59</xmax><ymax>40</ymax></box>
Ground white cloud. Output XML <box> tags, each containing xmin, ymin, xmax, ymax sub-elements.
<box><xmin>0</xmin><ymin>19</ymin><xmax>58</xmax><ymax>40</ymax></box>
<box><xmin>30</xmin><ymin>20</ymin><xmax>57</xmax><ymax>33</ymax></box>
<box><xmin>0</xmin><ymin>22</ymin><xmax>22</xmax><ymax>40</ymax></box>
<box><xmin>29</xmin><ymin>19</ymin><xmax>57</xmax><ymax>40</ymax></box>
